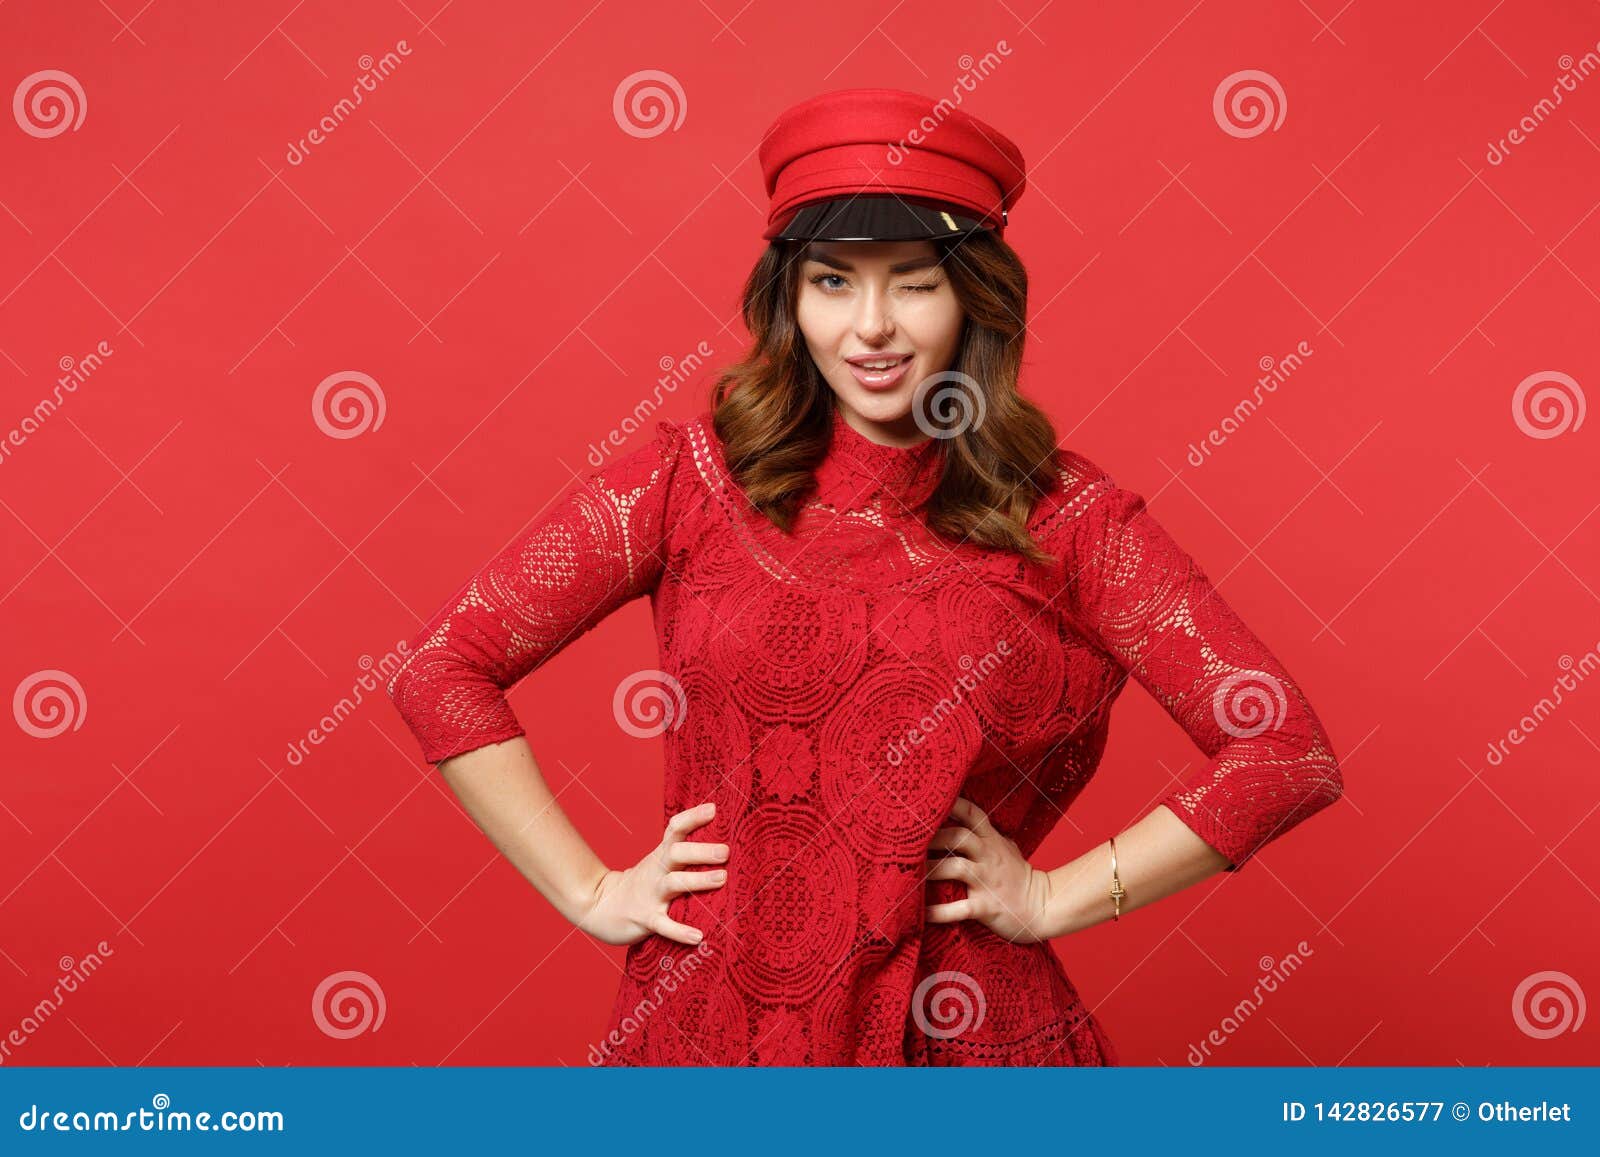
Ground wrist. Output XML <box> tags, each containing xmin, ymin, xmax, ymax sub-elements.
<box><xmin>1039</xmin><ymin>851</ymin><xmax>1103</xmax><ymax>938</ymax></box>
<box><xmin>1035</xmin><ymin>863</ymin><xmax>1071</xmax><ymax>940</ymax></box>
<box><xmin>557</xmin><ymin>863</ymin><xmax>612</xmax><ymax>928</ymax></box>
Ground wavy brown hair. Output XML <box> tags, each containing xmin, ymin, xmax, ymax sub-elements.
<box><xmin>708</xmin><ymin>229</ymin><xmax>1062</xmax><ymax>566</ymax></box>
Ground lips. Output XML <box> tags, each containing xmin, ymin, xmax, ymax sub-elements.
<box><xmin>844</xmin><ymin>353</ymin><xmax>912</xmax><ymax>368</ymax></box>
<box><xmin>845</xmin><ymin>353</ymin><xmax>913</xmax><ymax>391</ymax></box>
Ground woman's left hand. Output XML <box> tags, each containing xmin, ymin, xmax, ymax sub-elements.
<box><xmin>924</xmin><ymin>797</ymin><xmax>1055</xmax><ymax>944</ymax></box>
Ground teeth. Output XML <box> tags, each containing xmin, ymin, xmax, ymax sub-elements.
<box><xmin>857</xmin><ymin>357</ymin><xmax>904</xmax><ymax>370</ymax></box>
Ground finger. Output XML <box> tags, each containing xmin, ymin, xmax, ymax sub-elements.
<box><xmin>660</xmin><ymin>868</ymin><xmax>728</xmax><ymax>896</ymax></box>
<box><xmin>946</xmin><ymin>796</ymin><xmax>994</xmax><ymax>834</ymax></box>
<box><xmin>925</xmin><ymin>899</ymin><xmax>975</xmax><ymax>924</ymax></box>
<box><xmin>923</xmin><ymin>856</ymin><xmax>974</xmax><ymax>884</ymax></box>
<box><xmin>664</xmin><ymin>801</ymin><xmax>716</xmax><ymax>839</ymax></box>
<box><xmin>680</xmin><ymin>801</ymin><xmax>725</xmax><ymax>836</ymax></box>
<box><xmin>927</xmin><ymin>826</ymin><xmax>980</xmax><ymax>856</ymax></box>
<box><xmin>667</xmin><ymin>840</ymin><xmax>730</xmax><ymax>866</ymax></box>
<box><xmin>647</xmin><ymin>912</ymin><xmax>707</xmax><ymax>945</ymax></box>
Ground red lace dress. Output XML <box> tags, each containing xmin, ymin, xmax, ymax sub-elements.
<box><xmin>386</xmin><ymin>405</ymin><xmax>1342</xmax><ymax>1066</ymax></box>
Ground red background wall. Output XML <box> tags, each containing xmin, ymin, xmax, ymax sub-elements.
<box><xmin>2</xmin><ymin>0</ymin><xmax>1596</xmax><ymax>1066</ymax></box>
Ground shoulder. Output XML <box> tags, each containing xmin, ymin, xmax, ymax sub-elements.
<box><xmin>580</xmin><ymin>415</ymin><xmax>684</xmax><ymax>487</ymax></box>
<box><xmin>586</xmin><ymin>409</ymin><xmax>721</xmax><ymax>481</ymax></box>
<box><xmin>674</xmin><ymin>407</ymin><xmax>718</xmax><ymax>448</ymax></box>
<box><xmin>668</xmin><ymin>408</ymin><xmax>737</xmax><ymax>495</ymax></box>
<box><xmin>1026</xmin><ymin>445</ymin><xmax>1127</xmax><ymax>547</ymax></box>
<box><xmin>564</xmin><ymin>415</ymin><xmax>705</xmax><ymax>527</ymax></box>
<box><xmin>676</xmin><ymin>407</ymin><xmax>718</xmax><ymax>446</ymax></box>
<box><xmin>582</xmin><ymin>410</ymin><xmax>741</xmax><ymax>532</ymax></box>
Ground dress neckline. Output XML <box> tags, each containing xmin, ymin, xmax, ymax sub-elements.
<box><xmin>814</xmin><ymin>404</ymin><xmax>944</xmax><ymax>512</ymax></box>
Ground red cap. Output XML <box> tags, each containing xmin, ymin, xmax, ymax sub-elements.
<box><xmin>758</xmin><ymin>88</ymin><xmax>1027</xmax><ymax>241</ymax></box>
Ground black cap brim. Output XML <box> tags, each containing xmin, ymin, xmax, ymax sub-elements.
<box><xmin>772</xmin><ymin>195</ymin><xmax>993</xmax><ymax>241</ymax></box>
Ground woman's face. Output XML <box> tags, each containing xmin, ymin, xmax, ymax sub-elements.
<box><xmin>795</xmin><ymin>239</ymin><xmax>964</xmax><ymax>445</ymax></box>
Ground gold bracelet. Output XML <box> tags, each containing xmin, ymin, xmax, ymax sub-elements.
<box><xmin>1108</xmin><ymin>836</ymin><xmax>1125</xmax><ymax>921</ymax></box>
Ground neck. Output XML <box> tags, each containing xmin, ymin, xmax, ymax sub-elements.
<box><xmin>834</xmin><ymin>402</ymin><xmax>932</xmax><ymax>449</ymax></box>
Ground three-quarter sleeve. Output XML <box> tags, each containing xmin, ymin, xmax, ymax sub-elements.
<box><xmin>1060</xmin><ymin>454</ymin><xmax>1343</xmax><ymax>871</ymax></box>
<box><xmin>386</xmin><ymin>419</ymin><xmax>686</xmax><ymax>765</ymax></box>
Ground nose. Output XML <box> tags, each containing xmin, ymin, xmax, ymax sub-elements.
<box><xmin>852</xmin><ymin>282</ymin><xmax>895</xmax><ymax>343</ymax></box>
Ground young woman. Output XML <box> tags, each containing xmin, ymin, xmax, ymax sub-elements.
<box><xmin>385</xmin><ymin>88</ymin><xmax>1343</xmax><ymax>1066</ymax></box>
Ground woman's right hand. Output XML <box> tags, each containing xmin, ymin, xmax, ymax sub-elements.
<box><xmin>575</xmin><ymin>801</ymin><xmax>729</xmax><ymax>947</ymax></box>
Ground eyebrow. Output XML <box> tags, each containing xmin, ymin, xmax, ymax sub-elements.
<box><xmin>803</xmin><ymin>249</ymin><xmax>942</xmax><ymax>274</ymax></box>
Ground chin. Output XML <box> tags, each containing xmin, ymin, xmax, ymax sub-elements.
<box><xmin>833</xmin><ymin>382</ymin><xmax>918</xmax><ymax>423</ymax></box>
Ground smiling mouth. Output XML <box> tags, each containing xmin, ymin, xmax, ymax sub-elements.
<box><xmin>846</xmin><ymin>353</ymin><xmax>915</xmax><ymax>390</ymax></box>
<box><xmin>846</xmin><ymin>354</ymin><xmax>912</xmax><ymax>370</ymax></box>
